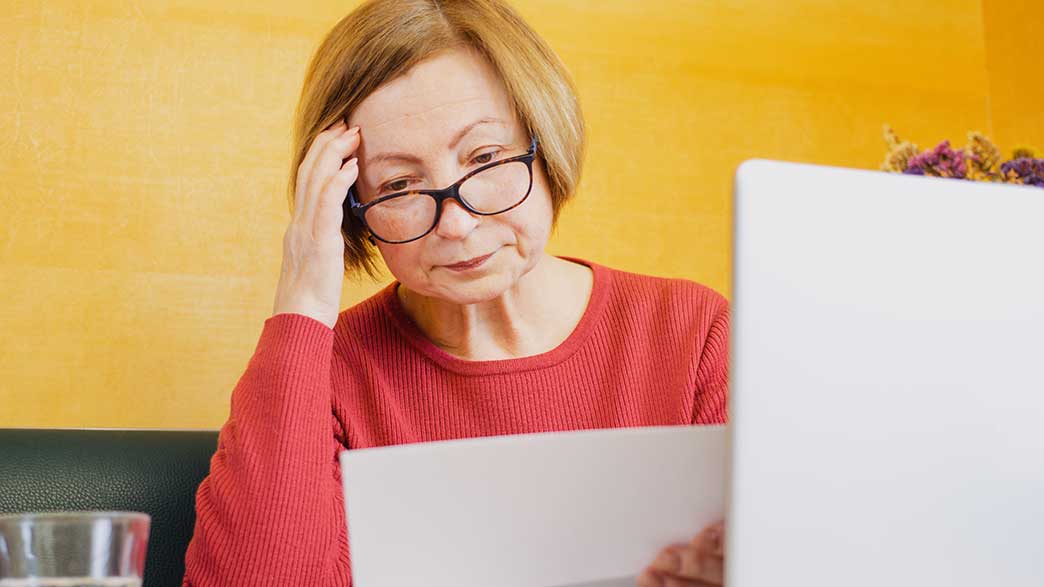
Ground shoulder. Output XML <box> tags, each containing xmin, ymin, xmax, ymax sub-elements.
<box><xmin>331</xmin><ymin>283</ymin><xmax>400</xmax><ymax>354</ymax></box>
<box><xmin>598</xmin><ymin>262</ymin><xmax>729</xmax><ymax>324</ymax></box>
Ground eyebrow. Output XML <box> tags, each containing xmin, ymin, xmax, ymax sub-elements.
<box><xmin>364</xmin><ymin>118</ymin><xmax>508</xmax><ymax>167</ymax></box>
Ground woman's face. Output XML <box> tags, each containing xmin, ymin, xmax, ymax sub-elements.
<box><xmin>347</xmin><ymin>47</ymin><xmax>554</xmax><ymax>305</ymax></box>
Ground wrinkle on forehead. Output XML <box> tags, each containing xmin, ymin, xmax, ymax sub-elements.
<box><xmin>348</xmin><ymin>47</ymin><xmax>515</xmax><ymax>137</ymax></box>
<box><xmin>367</xmin><ymin>96</ymin><xmax>496</xmax><ymax>132</ymax></box>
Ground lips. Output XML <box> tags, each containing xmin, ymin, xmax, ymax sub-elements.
<box><xmin>444</xmin><ymin>252</ymin><xmax>494</xmax><ymax>271</ymax></box>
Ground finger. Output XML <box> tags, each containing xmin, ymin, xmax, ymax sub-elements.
<box><xmin>294</xmin><ymin>119</ymin><xmax>346</xmax><ymax>221</ymax></box>
<box><xmin>655</xmin><ymin>544</ymin><xmax>723</xmax><ymax>585</ymax></box>
<box><xmin>301</xmin><ymin>127</ymin><xmax>361</xmax><ymax>227</ymax></box>
<box><xmin>676</xmin><ymin>545</ymin><xmax>723</xmax><ymax>585</ymax></box>
<box><xmin>636</xmin><ymin>568</ymin><xmax>662</xmax><ymax>587</ymax></box>
<box><xmin>712</xmin><ymin>521</ymin><xmax>725</xmax><ymax>557</ymax></box>
<box><xmin>312</xmin><ymin>156</ymin><xmax>359</xmax><ymax>239</ymax></box>
<box><xmin>649</xmin><ymin>543</ymin><xmax>686</xmax><ymax>574</ymax></box>
<box><xmin>662</xmin><ymin>577</ymin><xmax>719</xmax><ymax>587</ymax></box>
<box><xmin>691</xmin><ymin>520</ymin><xmax>725</xmax><ymax>557</ymax></box>
<box><xmin>301</xmin><ymin>124</ymin><xmax>359</xmax><ymax>224</ymax></box>
<box><xmin>294</xmin><ymin>119</ymin><xmax>348</xmax><ymax>221</ymax></box>
<box><xmin>637</xmin><ymin>569</ymin><xmax>717</xmax><ymax>587</ymax></box>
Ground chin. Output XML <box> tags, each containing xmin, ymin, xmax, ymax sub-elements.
<box><xmin>432</xmin><ymin>271</ymin><xmax>516</xmax><ymax>305</ymax></box>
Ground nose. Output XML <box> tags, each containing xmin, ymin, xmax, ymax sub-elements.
<box><xmin>433</xmin><ymin>197</ymin><xmax>479</xmax><ymax>241</ymax></box>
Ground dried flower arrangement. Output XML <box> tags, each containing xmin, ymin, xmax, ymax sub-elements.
<box><xmin>882</xmin><ymin>126</ymin><xmax>1043</xmax><ymax>188</ymax></box>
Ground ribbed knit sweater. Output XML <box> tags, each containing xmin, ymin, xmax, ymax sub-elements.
<box><xmin>182</xmin><ymin>256</ymin><xmax>730</xmax><ymax>586</ymax></box>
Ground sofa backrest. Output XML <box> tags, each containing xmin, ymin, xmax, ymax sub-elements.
<box><xmin>0</xmin><ymin>428</ymin><xmax>218</xmax><ymax>587</ymax></box>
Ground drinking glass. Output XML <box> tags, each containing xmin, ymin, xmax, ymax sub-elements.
<box><xmin>0</xmin><ymin>511</ymin><xmax>150</xmax><ymax>587</ymax></box>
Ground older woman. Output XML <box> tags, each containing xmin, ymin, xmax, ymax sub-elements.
<box><xmin>183</xmin><ymin>0</ymin><xmax>729</xmax><ymax>585</ymax></box>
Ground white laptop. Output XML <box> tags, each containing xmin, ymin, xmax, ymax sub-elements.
<box><xmin>728</xmin><ymin>160</ymin><xmax>1044</xmax><ymax>587</ymax></box>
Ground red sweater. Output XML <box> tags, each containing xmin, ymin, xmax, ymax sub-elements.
<box><xmin>182</xmin><ymin>256</ymin><xmax>730</xmax><ymax>586</ymax></box>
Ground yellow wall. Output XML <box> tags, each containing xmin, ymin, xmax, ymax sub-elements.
<box><xmin>1</xmin><ymin>1</ymin><xmax>1039</xmax><ymax>429</ymax></box>
<box><xmin>982</xmin><ymin>0</ymin><xmax>1044</xmax><ymax>153</ymax></box>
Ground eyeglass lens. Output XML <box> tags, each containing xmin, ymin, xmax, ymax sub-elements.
<box><xmin>364</xmin><ymin>160</ymin><xmax>531</xmax><ymax>242</ymax></box>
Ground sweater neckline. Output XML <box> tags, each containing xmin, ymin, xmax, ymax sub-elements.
<box><xmin>379</xmin><ymin>255</ymin><xmax>611</xmax><ymax>376</ymax></box>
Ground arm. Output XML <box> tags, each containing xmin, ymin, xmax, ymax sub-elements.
<box><xmin>182</xmin><ymin>313</ymin><xmax>351</xmax><ymax>586</ymax></box>
<box><xmin>638</xmin><ymin>301</ymin><xmax>731</xmax><ymax>585</ymax></box>
<box><xmin>692</xmin><ymin>302</ymin><xmax>730</xmax><ymax>425</ymax></box>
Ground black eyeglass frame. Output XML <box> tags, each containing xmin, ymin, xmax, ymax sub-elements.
<box><xmin>345</xmin><ymin>137</ymin><xmax>539</xmax><ymax>244</ymax></box>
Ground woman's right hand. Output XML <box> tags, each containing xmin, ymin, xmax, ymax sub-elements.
<box><xmin>272</xmin><ymin>119</ymin><xmax>361</xmax><ymax>329</ymax></box>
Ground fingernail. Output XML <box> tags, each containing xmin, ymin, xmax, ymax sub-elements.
<box><xmin>348</xmin><ymin>126</ymin><xmax>360</xmax><ymax>134</ymax></box>
<box><xmin>709</xmin><ymin>527</ymin><xmax>723</xmax><ymax>553</ymax></box>
<box><xmin>652</xmin><ymin>550</ymin><xmax>681</xmax><ymax>573</ymax></box>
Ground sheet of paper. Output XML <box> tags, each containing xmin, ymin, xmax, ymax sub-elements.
<box><xmin>340</xmin><ymin>424</ymin><xmax>726</xmax><ymax>587</ymax></box>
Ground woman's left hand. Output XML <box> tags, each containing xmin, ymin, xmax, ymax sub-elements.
<box><xmin>637</xmin><ymin>519</ymin><xmax>725</xmax><ymax>586</ymax></box>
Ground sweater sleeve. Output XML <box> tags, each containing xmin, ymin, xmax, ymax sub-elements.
<box><xmin>692</xmin><ymin>301</ymin><xmax>730</xmax><ymax>425</ymax></box>
<box><xmin>182</xmin><ymin>312</ymin><xmax>352</xmax><ymax>586</ymax></box>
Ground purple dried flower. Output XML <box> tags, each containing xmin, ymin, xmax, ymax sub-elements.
<box><xmin>903</xmin><ymin>140</ymin><xmax>968</xmax><ymax>179</ymax></box>
<box><xmin>1000</xmin><ymin>157</ymin><xmax>1044</xmax><ymax>187</ymax></box>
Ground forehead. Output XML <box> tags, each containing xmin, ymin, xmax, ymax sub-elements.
<box><xmin>347</xmin><ymin>47</ymin><xmax>519</xmax><ymax>148</ymax></box>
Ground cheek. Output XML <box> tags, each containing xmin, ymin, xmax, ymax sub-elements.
<box><xmin>513</xmin><ymin>162</ymin><xmax>555</xmax><ymax>244</ymax></box>
<box><xmin>512</xmin><ymin>203</ymin><xmax>552</xmax><ymax>247</ymax></box>
<box><xmin>376</xmin><ymin>241</ymin><xmax>425</xmax><ymax>280</ymax></box>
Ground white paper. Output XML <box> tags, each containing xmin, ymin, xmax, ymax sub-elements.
<box><xmin>340</xmin><ymin>425</ymin><xmax>726</xmax><ymax>587</ymax></box>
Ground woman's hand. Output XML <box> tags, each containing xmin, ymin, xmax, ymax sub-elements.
<box><xmin>272</xmin><ymin>119</ymin><xmax>361</xmax><ymax>329</ymax></box>
<box><xmin>637</xmin><ymin>520</ymin><xmax>725</xmax><ymax>587</ymax></box>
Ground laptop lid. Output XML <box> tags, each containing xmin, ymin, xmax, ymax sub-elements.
<box><xmin>727</xmin><ymin>160</ymin><xmax>1044</xmax><ymax>587</ymax></box>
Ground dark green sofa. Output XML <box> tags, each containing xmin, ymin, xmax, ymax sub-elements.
<box><xmin>0</xmin><ymin>428</ymin><xmax>219</xmax><ymax>587</ymax></box>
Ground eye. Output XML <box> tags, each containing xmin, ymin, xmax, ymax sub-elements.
<box><xmin>472</xmin><ymin>150</ymin><xmax>499</xmax><ymax>165</ymax></box>
<box><xmin>380</xmin><ymin>178</ymin><xmax>412</xmax><ymax>194</ymax></box>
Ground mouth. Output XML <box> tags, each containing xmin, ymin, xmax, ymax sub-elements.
<box><xmin>443</xmin><ymin>252</ymin><xmax>495</xmax><ymax>272</ymax></box>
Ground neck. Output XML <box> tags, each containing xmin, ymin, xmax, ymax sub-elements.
<box><xmin>397</xmin><ymin>254</ymin><xmax>593</xmax><ymax>361</ymax></box>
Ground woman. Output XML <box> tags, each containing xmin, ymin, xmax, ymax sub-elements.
<box><xmin>183</xmin><ymin>0</ymin><xmax>729</xmax><ymax>585</ymax></box>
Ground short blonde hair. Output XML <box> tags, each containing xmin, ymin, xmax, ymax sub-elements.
<box><xmin>287</xmin><ymin>0</ymin><xmax>586</xmax><ymax>279</ymax></box>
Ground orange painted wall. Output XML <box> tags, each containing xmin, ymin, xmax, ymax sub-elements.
<box><xmin>0</xmin><ymin>1</ymin><xmax>1036</xmax><ymax>429</ymax></box>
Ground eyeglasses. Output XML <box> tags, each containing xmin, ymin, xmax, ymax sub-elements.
<box><xmin>346</xmin><ymin>137</ymin><xmax>538</xmax><ymax>244</ymax></box>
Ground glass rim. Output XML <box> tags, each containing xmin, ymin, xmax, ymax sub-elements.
<box><xmin>365</xmin><ymin>194</ymin><xmax>527</xmax><ymax>243</ymax></box>
<box><xmin>368</xmin><ymin>158</ymin><xmax>531</xmax><ymax>206</ymax></box>
<box><xmin>347</xmin><ymin>136</ymin><xmax>538</xmax><ymax>244</ymax></box>
<box><xmin>0</xmin><ymin>511</ymin><xmax>150</xmax><ymax>524</ymax></box>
